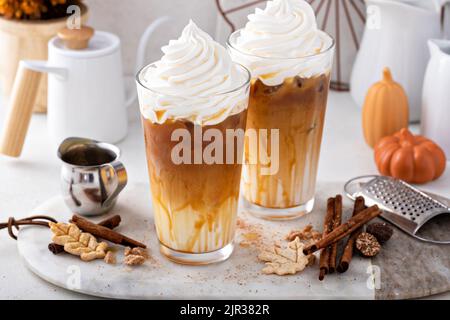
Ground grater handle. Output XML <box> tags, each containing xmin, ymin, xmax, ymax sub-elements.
<box><xmin>414</xmin><ymin>191</ymin><xmax>450</xmax><ymax>245</ymax></box>
<box><xmin>343</xmin><ymin>175</ymin><xmax>380</xmax><ymax>200</ymax></box>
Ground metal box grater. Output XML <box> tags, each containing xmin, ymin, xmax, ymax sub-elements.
<box><xmin>344</xmin><ymin>175</ymin><xmax>450</xmax><ymax>244</ymax></box>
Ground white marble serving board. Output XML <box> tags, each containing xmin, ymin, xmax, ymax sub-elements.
<box><xmin>18</xmin><ymin>182</ymin><xmax>375</xmax><ymax>299</ymax></box>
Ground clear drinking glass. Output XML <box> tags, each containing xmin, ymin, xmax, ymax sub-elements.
<box><xmin>136</xmin><ymin>63</ymin><xmax>250</xmax><ymax>265</ymax></box>
<box><xmin>228</xmin><ymin>30</ymin><xmax>335</xmax><ymax>220</ymax></box>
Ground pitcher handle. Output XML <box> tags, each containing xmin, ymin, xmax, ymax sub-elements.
<box><xmin>125</xmin><ymin>16</ymin><xmax>171</xmax><ymax>108</ymax></box>
<box><xmin>100</xmin><ymin>160</ymin><xmax>128</xmax><ymax>208</ymax></box>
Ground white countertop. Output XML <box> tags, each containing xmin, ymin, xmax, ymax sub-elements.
<box><xmin>1</xmin><ymin>92</ymin><xmax>449</xmax><ymax>299</ymax></box>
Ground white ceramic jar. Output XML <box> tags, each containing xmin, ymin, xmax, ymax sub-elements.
<box><xmin>421</xmin><ymin>39</ymin><xmax>450</xmax><ymax>157</ymax></box>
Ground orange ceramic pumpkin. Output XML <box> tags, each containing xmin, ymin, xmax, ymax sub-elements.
<box><xmin>374</xmin><ymin>128</ymin><xmax>446</xmax><ymax>184</ymax></box>
<box><xmin>362</xmin><ymin>68</ymin><xmax>409</xmax><ymax>148</ymax></box>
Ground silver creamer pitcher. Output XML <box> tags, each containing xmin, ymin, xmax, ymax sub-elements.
<box><xmin>57</xmin><ymin>137</ymin><xmax>127</xmax><ymax>216</ymax></box>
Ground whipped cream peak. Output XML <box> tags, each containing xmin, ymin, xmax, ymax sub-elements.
<box><xmin>137</xmin><ymin>20</ymin><xmax>249</xmax><ymax>126</ymax></box>
<box><xmin>229</xmin><ymin>0</ymin><xmax>333</xmax><ymax>86</ymax></box>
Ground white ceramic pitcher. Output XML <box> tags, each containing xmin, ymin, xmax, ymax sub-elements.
<box><xmin>350</xmin><ymin>0</ymin><xmax>447</xmax><ymax>122</ymax></box>
<box><xmin>421</xmin><ymin>39</ymin><xmax>450</xmax><ymax>157</ymax></box>
<box><xmin>0</xmin><ymin>17</ymin><xmax>169</xmax><ymax>157</ymax></box>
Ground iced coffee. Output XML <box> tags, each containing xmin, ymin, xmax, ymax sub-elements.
<box><xmin>136</xmin><ymin>21</ymin><xmax>250</xmax><ymax>264</ymax></box>
<box><xmin>228</xmin><ymin>0</ymin><xmax>334</xmax><ymax>219</ymax></box>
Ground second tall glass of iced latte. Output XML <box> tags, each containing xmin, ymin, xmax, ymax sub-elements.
<box><xmin>136</xmin><ymin>21</ymin><xmax>250</xmax><ymax>264</ymax></box>
<box><xmin>228</xmin><ymin>0</ymin><xmax>335</xmax><ymax>219</ymax></box>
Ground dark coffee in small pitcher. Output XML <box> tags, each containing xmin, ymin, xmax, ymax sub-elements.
<box><xmin>58</xmin><ymin>137</ymin><xmax>128</xmax><ymax>216</ymax></box>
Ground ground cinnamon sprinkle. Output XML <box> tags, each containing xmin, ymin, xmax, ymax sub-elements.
<box><xmin>236</xmin><ymin>218</ymin><xmax>247</xmax><ymax>229</ymax></box>
<box><xmin>240</xmin><ymin>232</ymin><xmax>261</xmax><ymax>248</ymax></box>
<box><xmin>236</xmin><ymin>218</ymin><xmax>264</xmax><ymax>248</ymax></box>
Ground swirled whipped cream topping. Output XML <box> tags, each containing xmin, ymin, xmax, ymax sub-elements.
<box><xmin>138</xmin><ymin>20</ymin><xmax>249</xmax><ymax>126</ymax></box>
<box><xmin>229</xmin><ymin>0</ymin><xmax>333</xmax><ymax>86</ymax></box>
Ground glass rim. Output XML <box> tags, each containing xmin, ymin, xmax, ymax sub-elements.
<box><xmin>227</xmin><ymin>29</ymin><xmax>335</xmax><ymax>61</ymax></box>
<box><xmin>136</xmin><ymin>62</ymin><xmax>251</xmax><ymax>98</ymax></box>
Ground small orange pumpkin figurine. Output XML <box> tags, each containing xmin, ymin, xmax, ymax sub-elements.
<box><xmin>362</xmin><ymin>67</ymin><xmax>409</xmax><ymax>148</ymax></box>
<box><xmin>374</xmin><ymin>128</ymin><xmax>446</xmax><ymax>184</ymax></box>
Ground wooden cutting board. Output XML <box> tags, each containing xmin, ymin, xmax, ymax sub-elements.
<box><xmin>16</xmin><ymin>182</ymin><xmax>450</xmax><ymax>299</ymax></box>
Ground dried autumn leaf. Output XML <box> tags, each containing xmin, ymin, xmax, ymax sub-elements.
<box><xmin>49</xmin><ymin>222</ymin><xmax>108</xmax><ymax>261</ymax></box>
<box><xmin>258</xmin><ymin>237</ymin><xmax>310</xmax><ymax>276</ymax></box>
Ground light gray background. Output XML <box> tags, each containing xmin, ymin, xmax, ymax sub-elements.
<box><xmin>84</xmin><ymin>0</ymin><xmax>220</xmax><ymax>76</ymax></box>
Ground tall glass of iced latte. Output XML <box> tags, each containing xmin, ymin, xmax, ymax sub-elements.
<box><xmin>136</xmin><ymin>21</ymin><xmax>250</xmax><ymax>264</ymax></box>
<box><xmin>228</xmin><ymin>0</ymin><xmax>334</xmax><ymax>220</ymax></box>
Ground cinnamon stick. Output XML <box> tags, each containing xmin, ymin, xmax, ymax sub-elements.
<box><xmin>48</xmin><ymin>242</ymin><xmax>65</xmax><ymax>254</ymax></box>
<box><xmin>303</xmin><ymin>205</ymin><xmax>381</xmax><ymax>255</ymax></box>
<box><xmin>48</xmin><ymin>215</ymin><xmax>122</xmax><ymax>255</ymax></box>
<box><xmin>328</xmin><ymin>195</ymin><xmax>342</xmax><ymax>274</ymax></box>
<box><xmin>319</xmin><ymin>268</ymin><xmax>326</xmax><ymax>281</ymax></box>
<box><xmin>72</xmin><ymin>214</ymin><xmax>146</xmax><ymax>248</ymax></box>
<box><xmin>97</xmin><ymin>215</ymin><xmax>122</xmax><ymax>229</ymax></box>
<box><xmin>319</xmin><ymin>197</ymin><xmax>336</xmax><ymax>280</ymax></box>
<box><xmin>337</xmin><ymin>197</ymin><xmax>366</xmax><ymax>273</ymax></box>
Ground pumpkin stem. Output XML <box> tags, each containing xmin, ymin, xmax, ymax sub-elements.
<box><xmin>399</xmin><ymin>128</ymin><xmax>414</xmax><ymax>142</ymax></box>
<box><xmin>382</xmin><ymin>67</ymin><xmax>393</xmax><ymax>82</ymax></box>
